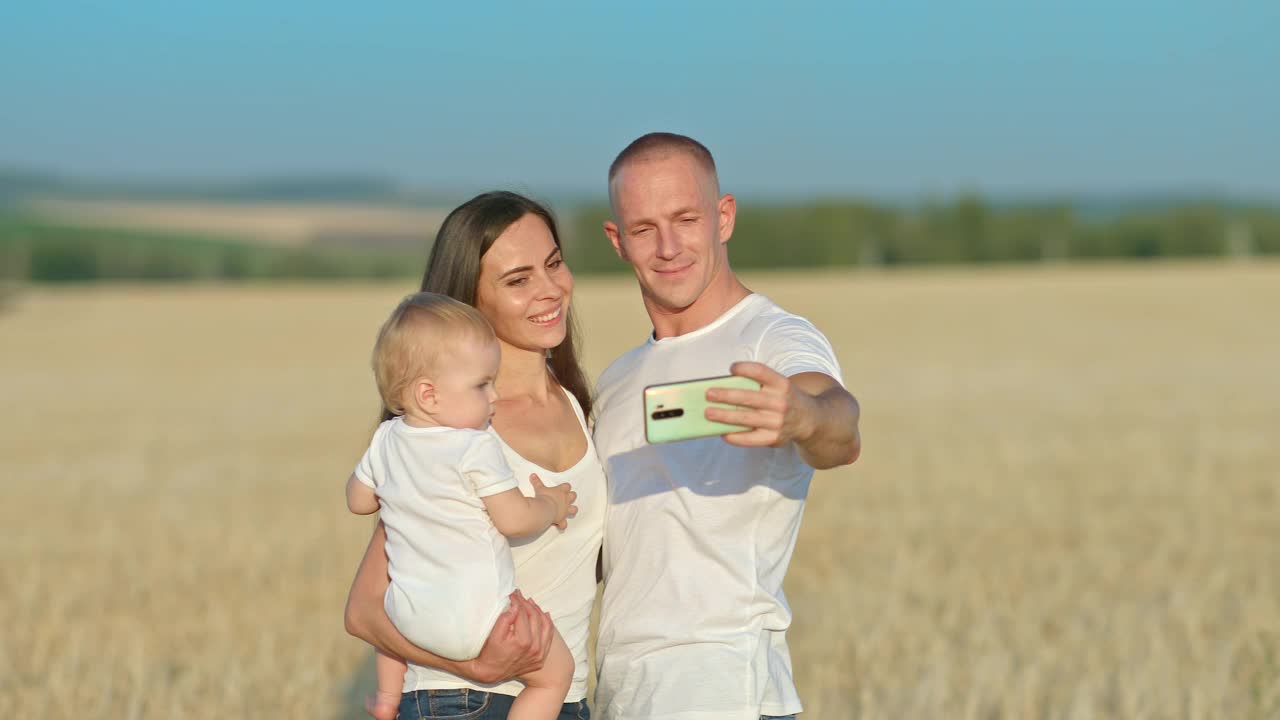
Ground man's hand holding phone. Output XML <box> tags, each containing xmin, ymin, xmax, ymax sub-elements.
<box><xmin>642</xmin><ymin>374</ymin><xmax>761</xmax><ymax>444</ymax></box>
<box><xmin>704</xmin><ymin>361</ymin><xmax>819</xmax><ymax>448</ymax></box>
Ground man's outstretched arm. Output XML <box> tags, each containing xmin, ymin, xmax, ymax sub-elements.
<box><xmin>705</xmin><ymin>361</ymin><xmax>860</xmax><ymax>470</ymax></box>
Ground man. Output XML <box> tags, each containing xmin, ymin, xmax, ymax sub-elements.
<box><xmin>592</xmin><ymin>132</ymin><xmax>862</xmax><ymax>720</ymax></box>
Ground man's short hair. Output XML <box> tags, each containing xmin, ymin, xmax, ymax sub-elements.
<box><xmin>607</xmin><ymin>132</ymin><xmax>719</xmax><ymax>189</ymax></box>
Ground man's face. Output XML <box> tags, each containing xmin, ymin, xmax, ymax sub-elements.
<box><xmin>605</xmin><ymin>152</ymin><xmax>735</xmax><ymax>314</ymax></box>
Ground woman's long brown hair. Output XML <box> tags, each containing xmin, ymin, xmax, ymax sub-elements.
<box><xmin>379</xmin><ymin>191</ymin><xmax>592</xmax><ymax>422</ymax></box>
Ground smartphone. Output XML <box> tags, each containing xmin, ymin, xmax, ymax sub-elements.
<box><xmin>643</xmin><ymin>374</ymin><xmax>762</xmax><ymax>444</ymax></box>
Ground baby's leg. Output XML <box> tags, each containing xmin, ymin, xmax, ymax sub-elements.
<box><xmin>509</xmin><ymin>628</ymin><xmax>573</xmax><ymax>720</ymax></box>
<box><xmin>365</xmin><ymin>649</ymin><xmax>406</xmax><ymax>720</ymax></box>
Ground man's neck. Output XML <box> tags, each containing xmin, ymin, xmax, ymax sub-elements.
<box><xmin>495</xmin><ymin>339</ymin><xmax>555</xmax><ymax>405</ymax></box>
<box><xmin>648</xmin><ymin>272</ymin><xmax>751</xmax><ymax>340</ymax></box>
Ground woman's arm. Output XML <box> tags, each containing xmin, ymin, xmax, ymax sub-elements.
<box><xmin>343</xmin><ymin>521</ymin><xmax>554</xmax><ymax>684</ymax></box>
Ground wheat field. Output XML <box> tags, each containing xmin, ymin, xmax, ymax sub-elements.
<box><xmin>1</xmin><ymin>262</ymin><xmax>1278</xmax><ymax>719</ymax></box>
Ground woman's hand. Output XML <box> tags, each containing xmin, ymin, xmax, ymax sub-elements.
<box><xmin>462</xmin><ymin>590</ymin><xmax>555</xmax><ymax>683</ymax></box>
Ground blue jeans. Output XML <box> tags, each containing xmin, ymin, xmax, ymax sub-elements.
<box><xmin>397</xmin><ymin>688</ymin><xmax>589</xmax><ymax>719</ymax></box>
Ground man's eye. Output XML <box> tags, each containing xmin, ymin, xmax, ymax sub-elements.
<box><xmin>680</xmin><ymin>217</ymin><xmax>697</xmax><ymax>224</ymax></box>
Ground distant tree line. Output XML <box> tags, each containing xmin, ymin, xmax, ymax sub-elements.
<box><xmin>3</xmin><ymin>196</ymin><xmax>1278</xmax><ymax>283</ymax></box>
<box><xmin>0</xmin><ymin>217</ymin><xmax>415</xmax><ymax>283</ymax></box>
<box><xmin>562</xmin><ymin>196</ymin><xmax>1280</xmax><ymax>273</ymax></box>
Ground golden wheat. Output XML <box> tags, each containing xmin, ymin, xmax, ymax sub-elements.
<box><xmin>1</xmin><ymin>261</ymin><xmax>1277</xmax><ymax>719</ymax></box>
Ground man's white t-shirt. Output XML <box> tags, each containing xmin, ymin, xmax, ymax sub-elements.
<box><xmin>592</xmin><ymin>293</ymin><xmax>844</xmax><ymax>720</ymax></box>
<box><xmin>354</xmin><ymin>421</ymin><xmax>518</xmax><ymax>661</ymax></box>
<box><xmin>400</xmin><ymin>388</ymin><xmax>607</xmax><ymax>703</ymax></box>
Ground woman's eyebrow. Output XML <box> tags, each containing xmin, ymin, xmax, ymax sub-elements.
<box><xmin>497</xmin><ymin>248</ymin><xmax>561</xmax><ymax>280</ymax></box>
<box><xmin>497</xmin><ymin>265</ymin><xmax>533</xmax><ymax>280</ymax></box>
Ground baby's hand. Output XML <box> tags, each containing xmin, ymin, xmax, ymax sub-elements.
<box><xmin>530</xmin><ymin>473</ymin><xmax>577</xmax><ymax>530</ymax></box>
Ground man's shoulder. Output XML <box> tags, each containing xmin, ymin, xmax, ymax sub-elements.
<box><xmin>743</xmin><ymin>296</ymin><xmax>841</xmax><ymax>381</ymax></box>
<box><xmin>737</xmin><ymin>295</ymin><xmax>825</xmax><ymax>346</ymax></box>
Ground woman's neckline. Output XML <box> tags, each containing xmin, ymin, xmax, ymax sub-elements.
<box><xmin>490</xmin><ymin>385</ymin><xmax>592</xmax><ymax>475</ymax></box>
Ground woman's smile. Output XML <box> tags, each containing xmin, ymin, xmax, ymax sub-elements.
<box><xmin>529</xmin><ymin>305</ymin><xmax>563</xmax><ymax>326</ymax></box>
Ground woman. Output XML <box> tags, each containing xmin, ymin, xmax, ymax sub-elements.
<box><xmin>345</xmin><ymin>191</ymin><xmax>605</xmax><ymax>720</ymax></box>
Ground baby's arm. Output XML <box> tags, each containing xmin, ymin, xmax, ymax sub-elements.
<box><xmin>482</xmin><ymin>475</ymin><xmax>576</xmax><ymax>538</ymax></box>
<box><xmin>347</xmin><ymin>473</ymin><xmax>380</xmax><ymax>515</ymax></box>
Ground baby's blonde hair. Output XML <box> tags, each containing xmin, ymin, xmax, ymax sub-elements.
<box><xmin>372</xmin><ymin>292</ymin><xmax>496</xmax><ymax>416</ymax></box>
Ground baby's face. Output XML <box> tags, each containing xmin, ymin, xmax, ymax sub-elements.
<box><xmin>429</xmin><ymin>334</ymin><xmax>501</xmax><ymax>430</ymax></box>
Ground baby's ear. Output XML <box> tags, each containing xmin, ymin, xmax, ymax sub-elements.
<box><xmin>414</xmin><ymin>379</ymin><xmax>437</xmax><ymax>411</ymax></box>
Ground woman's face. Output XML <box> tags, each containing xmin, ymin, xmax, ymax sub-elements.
<box><xmin>474</xmin><ymin>213</ymin><xmax>574</xmax><ymax>354</ymax></box>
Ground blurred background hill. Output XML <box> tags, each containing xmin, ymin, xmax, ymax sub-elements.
<box><xmin>3</xmin><ymin>166</ymin><xmax>1277</xmax><ymax>283</ymax></box>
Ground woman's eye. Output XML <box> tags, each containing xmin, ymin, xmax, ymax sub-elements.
<box><xmin>548</xmin><ymin>258</ymin><xmax>563</xmax><ymax>269</ymax></box>
<box><xmin>507</xmin><ymin>277</ymin><xmax>528</xmax><ymax>287</ymax></box>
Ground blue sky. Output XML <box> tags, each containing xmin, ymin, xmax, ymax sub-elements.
<box><xmin>2</xmin><ymin>1</ymin><xmax>1277</xmax><ymax>198</ymax></box>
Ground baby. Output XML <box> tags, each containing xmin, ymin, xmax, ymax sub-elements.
<box><xmin>346</xmin><ymin>292</ymin><xmax>576</xmax><ymax>720</ymax></box>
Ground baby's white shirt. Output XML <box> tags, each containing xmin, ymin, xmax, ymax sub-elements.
<box><xmin>354</xmin><ymin>420</ymin><xmax>518</xmax><ymax>661</ymax></box>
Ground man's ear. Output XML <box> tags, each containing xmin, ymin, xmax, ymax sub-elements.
<box><xmin>717</xmin><ymin>193</ymin><xmax>737</xmax><ymax>245</ymax></box>
<box><xmin>603</xmin><ymin>220</ymin><xmax>627</xmax><ymax>261</ymax></box>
